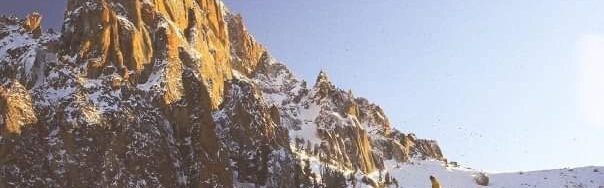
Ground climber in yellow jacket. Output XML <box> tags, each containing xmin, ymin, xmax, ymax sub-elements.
<box><xmin>430</xmin><ymin>175</ymin><xmax>442</xmax><ymax>188</ymax></box>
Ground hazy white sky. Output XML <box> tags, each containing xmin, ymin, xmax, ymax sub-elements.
<box><xmin>2</xmin><ymin>0</ymin><xmax>603</xmax><ymax>172</ymax></box>
<box><xmin>578</xmin><ymin>35</ymin><xmax>604</xmax><ymax>128</ymax></box>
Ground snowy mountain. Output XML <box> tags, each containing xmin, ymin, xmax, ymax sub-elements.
<box><xmin>1</xmin><ymin>0</ymin><xmax>602</xmax><ymax>187</ymax></box>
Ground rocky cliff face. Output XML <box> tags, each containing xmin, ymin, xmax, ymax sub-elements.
<box><xmin>0</xmin><ymin>1</ymin><xmax>444</xmax><ymax>187</ymax></box>
<box><xmin>61</xmin><ymin>0</ymin><xmax>234</xmax><ymax>109</ymax></box>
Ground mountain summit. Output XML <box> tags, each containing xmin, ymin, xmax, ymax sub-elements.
<box><xmin>1</xmin><ymin>0</ymin><xmax>603</xmax><ymax>188</ymax></box>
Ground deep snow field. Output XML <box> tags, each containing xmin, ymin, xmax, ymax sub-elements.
<box><xmin>380</xmin><ymin>160</ymin><xmax>604</xmax><ymax>188</ymax></box>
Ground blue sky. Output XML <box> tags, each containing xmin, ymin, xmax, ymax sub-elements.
<box><xmin>3</xmin><ymin>0</ymin><xmax>604</xmax><ymax>172</ymax></box>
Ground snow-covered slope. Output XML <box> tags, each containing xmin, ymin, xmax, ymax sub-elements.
<box><xmin>490</xmin><ymin>167</ymin><xmax>604</xmax><ymax>188</ymax></box>
<box><xmin>381</xmin><ymin>160</ymin><xmax>604</xmax><ymax>188</ymax></box>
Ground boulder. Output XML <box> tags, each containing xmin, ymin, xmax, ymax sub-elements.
<box><xmin>474</xmin><ymin>172</ymin><xmax>490</xmax><ymax>186</ymax></box>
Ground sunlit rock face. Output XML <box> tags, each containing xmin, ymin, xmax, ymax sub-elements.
<box><xmin>22</xmin><ymin>12</ymin><xmax>42</xmax><ymax>38</ymax></box>
<box><xmin>0</xmin><ymin>0</ymin><xmax>445</xmax><ymax>187</ymax></box>
<box><xmin>0</xmin><ymin>80</ymin><xmax>37</xmax><ymax>134</ymax></box>
<box><xmin>61</xmin><ymin>0</ymin><xmax>232</xmax><ymax>109</ymax></box>
<box><xmin>226</xmin><ymin>13</ymin><xmax>266</xmax><ymax>76</ymax></box>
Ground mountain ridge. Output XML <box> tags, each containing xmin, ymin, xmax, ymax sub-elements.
<box><xmin>1</xmin><ymin>0</ymin><xmax>602</xmax><ymax>187</ymax></box>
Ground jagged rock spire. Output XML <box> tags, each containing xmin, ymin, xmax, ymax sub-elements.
<box><xmin>22</xmin><ymin>12</ymin><xmax>42</xmax><ymax>38</ymax></box>
<box><xmin>313</xmin><ymin>70</ymin><xmax>336</xmax><ymax>100</ymax></box>
<box><xmin>227</xmin><ymin>13</ymin><xmax>266</xmax><ymax>76</ymax></box>
<box><xmin>315</xmin><ymin>70</ymin><xmax>332</xmax><ymax>87</ymax></box>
